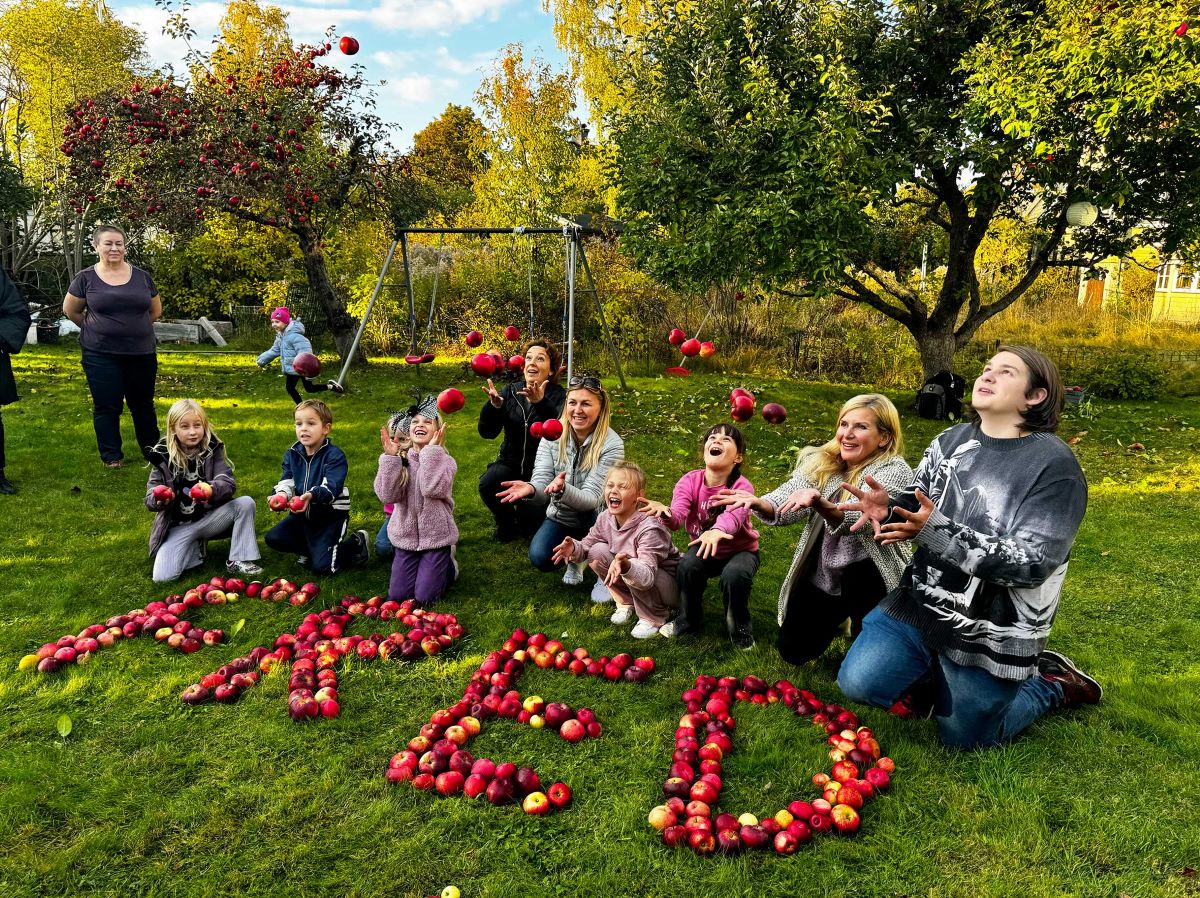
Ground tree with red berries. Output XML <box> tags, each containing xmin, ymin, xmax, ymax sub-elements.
<box><xmin>62</xmin><ymin>5</ymin><xmax>410</xmax><ymax>360</ymax></box>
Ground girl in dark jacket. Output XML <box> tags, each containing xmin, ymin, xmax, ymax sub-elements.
<box><xmin>477</xmin><ymin>339</ymin><xmax>566</xmax><ymax>541</ymax></box>
<box><xmin>146</xmin><ymin>399</ymin><xmax>262</xmax><ymax>582</ymax></box>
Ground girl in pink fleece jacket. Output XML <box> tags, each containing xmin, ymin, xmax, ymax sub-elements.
<box><xmin>639</xmin><ymin>423</ymin><xmax>760</xmax><ymax>649</ymax></box>
<box><xmin>552</xmin><ymin>461</ymin><xmax>680</xmax><ymax>638</ymax></box>
<box><xmin>375</xmin><ymin>397</ymin><xmax>458</xmax><ymax>605</ymax></box>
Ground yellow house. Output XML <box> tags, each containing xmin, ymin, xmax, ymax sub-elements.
<box><xmin>1153</xmin><ymin>260</ymin><xmax>1200</xmax><ymax>324</ymax></box>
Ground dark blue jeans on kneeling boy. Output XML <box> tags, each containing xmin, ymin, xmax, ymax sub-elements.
<box><xmin>837</xmin><ymin>605</ymin><xmax>1063</xmax><ymax>750</ymax></box>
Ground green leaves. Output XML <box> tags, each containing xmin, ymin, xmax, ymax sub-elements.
<box><xmin>55</xmin><ymin>714</ymin><xmax>72</xmax><ymax>739</ymax></box>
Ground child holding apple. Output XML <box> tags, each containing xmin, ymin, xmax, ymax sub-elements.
<box><xmin>256</xmin><ymin>307</ymin><xmax>343</xmax><ymax>403</ymax></box>
<box><xmin>551</xmin><ymin>461</ymin><xmax>680</xmax><ymax>638</ymax></box>
<box><xmin>145</xmin><ymin>399</ymin><xmax>262</xmax><ymax>582</ymax></box>
<box><xmin>375</xmin><ymin>396</ymin><xmax>459</xmax><ymax>605</ymax></box>
<box><xmin>638</xmin><ymin>423</ymin><xmax>760</xmax><ymax>649</ymax></box>
<box><xmin>835</xmin><ymin>346</ymin><xmax>1098</xmax><ymax>749</ymax></box>
<box><xmin>264</xmin><ymin>399</ymin><xmax>370</xmax><ymax>574</ymax></box>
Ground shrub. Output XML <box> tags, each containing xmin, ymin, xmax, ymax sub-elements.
<box><xmin>1079</xmin><ymin>351</ymin><xmax>1169</xmax><ymax>400</ymax></box>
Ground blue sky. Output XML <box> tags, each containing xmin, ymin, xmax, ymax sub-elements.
<box><xmin>107</xmin><ymin>0</ymin><xmax>569</xmax><ymax>150</ymax></box>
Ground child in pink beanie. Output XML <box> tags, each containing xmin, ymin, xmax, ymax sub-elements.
<box><xmin>256</xmin><ymin>306</ymin><xmax>344</xmax><ymax>403</ymax></box>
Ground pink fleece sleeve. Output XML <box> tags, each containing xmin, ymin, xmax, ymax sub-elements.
<box><xmin>622</xmin><ymin>521</ymin><xmax>677</xmax><ymax>591</ymax></box>
<box><xmin>665</xmin><ymin>471</ymin><xmax>698</xmax><ymax>532</ymax></box>
<box><xmin>374</xmin><ymin>454</ymin><xmax>409</xmax><ymax>504</ymax></box>
<box><xmin>412</xmin><ymin>445</ymin><xmax>457</xmax><ymax>500</ymax></box>
<box><xmin>711</xmin><ymin>475</ymin><xmax>754</xmax><ymax>537</ymax></box>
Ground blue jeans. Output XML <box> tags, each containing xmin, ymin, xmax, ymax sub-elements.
<box><xmin>528</xmin><ymin>513</ymin><xmax>596</xmax><ymax>572</ymax></box>
<box><xmin>838</xmin><ymin>606</ymin><xmax>1063</xmax><ymax>750</ymax></box>
<box><xmin>375</xmin><ymin>516</ymin><xmax>395</xmax><ymax>562</ymax></box>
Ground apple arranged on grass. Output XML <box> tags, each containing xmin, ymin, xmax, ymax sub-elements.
<box><xmin>18</xmin><ymin>575</ymin><xmax>261</xmax><ymax>674</ymax></box>
<box><xmin>181</xmin><ymin>598</ymin><xmax>465</xmax><ymax>719</ymax></box>
<box><xmin>385</xmin><ymin>628</ymin><xmax>656</xmax><ymax>813</ymax></box>
<box><xmin>436</xmin><ymin>388</ymin><xmax>465</xmax><ymax>415</ymax></box>
<box><xmin>653</xmin><ymin>673</ymin><xmax>893</xmax><ymax>855</ymax></box>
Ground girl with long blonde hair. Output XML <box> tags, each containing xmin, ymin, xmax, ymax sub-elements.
<box><xmin>713</xmin><ymin>394</ymin><xmax>913</xmax><ymax>664</ymax></box>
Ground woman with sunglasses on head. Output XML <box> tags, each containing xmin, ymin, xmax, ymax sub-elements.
<box><xmin>496</xmin><ymin>374</ymin><xmax>624</xmax><ymax>589</ymax></box>
<box><xmin>477</xmin><ymin>339</ymin><xmax>567</xmax><ymax>542</ymax></box>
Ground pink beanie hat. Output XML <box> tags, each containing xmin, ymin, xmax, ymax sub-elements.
<box><xmin>270</xmin><ymin>307</ymin><xmax>291</xmax><ymax>325</ymax></box>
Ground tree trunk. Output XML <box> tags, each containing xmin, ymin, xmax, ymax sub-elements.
<box><xmin>914</xmin><ymin>328</ymin><xmax>958</xmax><ymax>383</ymax></box>
<box><xmin>296</xmin><ymin>228</ymin><xmax>363</xmax><ymax>366</ymax></box>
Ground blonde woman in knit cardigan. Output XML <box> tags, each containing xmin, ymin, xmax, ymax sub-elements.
<box><xmin>712</xmin><ymin>394</ymin><xmax>913</xmax><ymax>665</ymax></box>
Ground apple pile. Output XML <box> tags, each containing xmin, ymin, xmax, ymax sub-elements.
<box><xmin>245</xmin><ymin>577</ymin><xmax>320</xmax><ymax>605</ymax></box>
<box><xmin>18</xmin><ymin>575</ymin><xmax>248</xmax><ymax>674</ymax></box>
<box><xmin>649</xmin><ymin>674</ymin><xmax>894</xmax><ymax>856</ymax></box>
<box><xmin>387</xmin><ymin>628</ymin><xmax>655</xmax><ymax>814</ymax></box>
<box><xmin>182</xmin><ymin>597</ymin><xmax>465</xmax><ymax>719</ymax></box>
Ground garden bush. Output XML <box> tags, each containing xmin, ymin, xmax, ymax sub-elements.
<box><xmin>1079</xmin><ymin>351</ymin><xmax>1169</xmax><ymax>400</ymax></box>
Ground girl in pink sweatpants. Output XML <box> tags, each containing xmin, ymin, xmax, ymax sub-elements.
<box><xmin>374</xmin><ymin>398</ymin><xmax>459</xmax><ymax>605</ymax></box>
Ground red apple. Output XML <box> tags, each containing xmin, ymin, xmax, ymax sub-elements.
<box><xmin>739</xmin><ymin>824</ymin><xmax>770</xmax><ymax>850</ymax></box>
<box><xmin>288</xmin><ymin>495</ymin><xmax>306</xmax><ymax>513</ymax></box>
<box><xmin>648</xmin><ymin>804</ymin><xmax>676</xmax><ymax>831</ymax></box>
<box><xmin>463</xmin><ymin>773</ymin><xmax>489</xmax><ymax>798</ymax></box>
<box><xmin>470</xmin><ymin>352</ymin><xmax>496</xmax><ymax>376</ymax></box>
<box><xmin>560</xmin><ymin>719</ymin><xmax>586</xmax><ymax>743</ymax></box>
<box><xmin>680</xmin><ymin>338</ymin><xmax>701</xmax><ymax>357</ymax></box>
<box><xmin>504</xmin><ymin>325</ymin><xmax>521</xmax><ymax>341</ymax></box>
<box><xmin>762</xmin><ymin>402</ymin><xmax>787</xmax><ymax>424</ymax></box>
<box><xmin>547</xmin><ymin>782</ymin><xmax>572</xmax><ymax>808</ymax></box>
<box><xmin>437</xmin><ymin>388</ymin><xmax>465</xmax><ymax>415</ymax></box>
<box><xmin>662</xmin><ymin>825</ymin><xmax>687</xmax><ymax>847</ymax></box>
<box><xmin>830</xmin><ymin>803</ymin><xmax>860</xmax><ymax>834</ymax></box>
<box><xmin>698</xmin><ymin>341</ymin><xmax>716</xmax><ymax>358</ymax></box>
<box><xmin>540</xmin><ymin>419</ymin><xmax>563</xmax><ymax>441</ymax></box>
<box><xmin>688</xmin><ymin>830</ymin><xmax>716</xmax><ymax>855</ymax></box>
<box><xmin>338</xmin><ymin>35</ymin><xmax>359</xmax><ymax>54</ymax></box>
<box><xmin>522</xmin><ymin>791</ymin><xmax>551</xmax><ymax>815</ymax></box>
<box><xmin>667</xmin><ymin>328</ymin><xmax>686</xmax><ymax>346</ymax></box>
<box><xmin>435</xmin><ymin>771</ymin><xmax>465</xmax><ymax>796</ymax></box>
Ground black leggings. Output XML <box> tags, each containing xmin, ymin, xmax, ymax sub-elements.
<box><xmin>777</xmin><ymin>558</ymin><xmax>886</xmax><ymax>666</ymax></box>
<box><xmin>478</xmin><ymin>460</ymin><xmax>543</xmax><ymax>538</ymax></box>
<box><xmin>285</xmin><ymin>374</ymin><xmax>328</xmax><ymax>405</ymax></box>
<box><xmin>676</xmin><ymin>546</ymin><xmax>759</xmax><ymax>637</ymax></box>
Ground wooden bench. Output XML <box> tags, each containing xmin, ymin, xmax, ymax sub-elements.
<box><xmin>153</xmin><ymin>319</ymin><xmax>234</xmax><ymax>344</ymax></box>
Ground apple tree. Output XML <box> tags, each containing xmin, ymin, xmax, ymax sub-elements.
<box><xmin>61</xmin><ymin>12</ymin><xmax>404</xmax><ymax>361</ymax></box>
<box><xmin>600</xmin><ymin>0</ymin><xmax>1200</xmax><ymax>379</ymax></box>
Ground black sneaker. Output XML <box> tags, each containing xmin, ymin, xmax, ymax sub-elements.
<box><xmin>354</xmin><ymin>530</ymin><xmax>371</xmax><ymax>566</ymax></box>
<box><xmin>327</xmin><ymin>380</ymin><xmax>345</xmax><ymax>395</ymax></box>
<box><xmin>730</xmin><ymin>627</ymin><xmax>756</xmax><ymax>651</ymax></box>
<box><xmin>0</xmin><ymin>475</ymin><xmax>15</xmax><ymax>495</ymax></box>
<box><xmin>1038</xmin><ymin>649</ymin><xmax>1102</xmax><ymax>707</ymax></box>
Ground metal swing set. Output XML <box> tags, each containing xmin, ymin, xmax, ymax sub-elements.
<box><xmin>333</xmin><ymin>222</ymin><xmax>627</xmax><ymax>390</ymax></box>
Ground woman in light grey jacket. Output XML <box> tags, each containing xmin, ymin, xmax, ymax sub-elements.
<box><xmin>496</xmin><ymin>375</ymin><xmax>624</xmax><ymax>586</ymax></box>
<box><xmin>714</xmin><ymin>394</ymin><xmax>912</xmax><ymax>665</ymax></box>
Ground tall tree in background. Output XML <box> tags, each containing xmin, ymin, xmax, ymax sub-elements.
<box><xmin>62</xmin><ymin>1</ymin><xmax>419</xmax><ymax>362</ymax></box>
<box><xmin>467</xmin><ymin>45</ymin><xmax>604</xmax><ymax>226</ymax></box>
<box><xmin>0</xmin><ymin>0</ymin><xmax>143</xmax><ymax>278</ymax></box>
<box><xmin>595</xmin><ymin>0</ymin><xmax>1200</xmax><ymax>378</ymax></box>
<box><xmin>410</xmin><ymin>103</ymin><xmax>487</xmax><ymax>219</ymax></box>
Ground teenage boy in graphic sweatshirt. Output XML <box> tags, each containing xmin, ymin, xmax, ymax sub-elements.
<box><xmin>835</xmin><ymin>345</ymin><xmax>1099</xmax><ymax>749</ymax></box>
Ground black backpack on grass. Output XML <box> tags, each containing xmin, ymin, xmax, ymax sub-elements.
<box><xmin>916</xmin><ymin>369</ymin><xmax>966</xmax><ymax>420</ymax></box>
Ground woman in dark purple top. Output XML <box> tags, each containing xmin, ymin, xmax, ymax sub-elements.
<box><xmin>63</xmin><ymin>224</ymin><xmax>163</xmax><ymax>467</ymax></box>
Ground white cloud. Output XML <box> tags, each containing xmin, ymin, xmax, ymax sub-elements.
<box><xmin>383</xmin><ymin>74</ymin><xmax>460</xmax><ymax>104</ymax></box>
<box><xmin>433</xmin><ymin>46</ymin><xmax>494</xmax><ymax>77</ymax></box>
<box><xmin>371</xmin><ymin>50</ymin><xmax>417</xmax><ymax>68</ymax></box>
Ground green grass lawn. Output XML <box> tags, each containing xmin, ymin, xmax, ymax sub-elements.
<box><xmin>2</xmin><ymin>345</ymin><xmax>1199</xmax><ymax>898</ymax></box>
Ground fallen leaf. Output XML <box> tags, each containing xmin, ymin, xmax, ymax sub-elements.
<box><xmin>56</xmin><ymin>714</ymin><xmax>72</xmax><ymax>738</ymax></box>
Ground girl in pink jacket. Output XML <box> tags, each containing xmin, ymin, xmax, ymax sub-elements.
<box><xmin>552</xmin><ymin>461</ymin><xmax>680</xmax><ymax>638</ymax></box>
<box><xmin>639</xmin><ymin>423</ymin><xmax>760</xmax><ymax>649</ymax></box>
<box><xmin>374</xmin><ymin>397</ymin><xmax>458</xmax><ymax>605</ymax></box>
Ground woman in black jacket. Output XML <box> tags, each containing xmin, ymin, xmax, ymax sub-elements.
<box><xmin>0</xmin><ymin>267</ymin><xmax>31</xmax><ymax>494</ymax></box>
<box><xmin>477</xmin><ymin>339</ymin><xmax>566</xmax><ymax>541</ymax></box>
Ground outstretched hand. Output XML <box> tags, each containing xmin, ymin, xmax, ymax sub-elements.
<box><xmin>496</xmin><ymin>480</ymin><xmax>535</xmax><ymax>504</ymax></box>
<box><xmin>837</xmin><ymin>476</ymin><xmax>892</xmax><ymax>537</ymax></box>
<box><xmin>605</xmin><ymin>552</ymin><xmax>630</xmax><ymax>586</ymax></box>
<box><xmin>636</xmin><ymin>497</ymin><xmax>670</xmax><ymax>518</ymax></box>
<box><xmin>688</xmin><ymin>529</ymin><xmax>731</xmax><ymax>560</ymax></box>
<box><xmin>483</xmin><ymin>379</ymin><xmax>504</xmax><ymax>408</ymax></box>
<box><xmin>711</xmin><ymin>488</ymin><xmax>761</xmax><ymax>513</ymax></box>
<box><xmin>518</xmin><ymin>378</ymin><xmax>547</xmax><ymax>404</ymax></box>
<box><xmin>545</xmin><ymin>471</ymin><xmax>567</xmax><ymax>496</ymax></box>
<box><xmin>877</xmin><ymin>490</ymin><xmax>936</xmax><ymax>545</ymax></box>
<box><xmin>550</xmin><ymin>536</ymin><xmax>576</xmax><ymax>566</ymax></box>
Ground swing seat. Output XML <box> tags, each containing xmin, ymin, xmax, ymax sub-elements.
<box><xmin>420</xmin><ymin>352</ymin><xmax>436</xmax><ymax>364</ymax></box>
<box><xmin>405</xmin><ymin>355</ymin><xmax>422</xmax><ymax>364</ymax></box>
<box><xmin>664</xmin><ymin>366</ymin><xmax>691</xmax><ymax>377</ymax></box>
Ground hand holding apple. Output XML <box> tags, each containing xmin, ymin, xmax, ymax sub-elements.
<box><xmin>268</xmin><ymin>493</ymin><xmax>288</xmax><ymax>512</ymax></box>
<box><xmin>496</xmin><ymin>480</ymin><xmax>535</xmax><ymax>504</ymax></box>
<box><xmin>288</xmin><ymin>493</ymin><xmax>312</xmax><ymax>514</ymax></box>
<box><xmin>188</xmin><ymin>482</ymin><xmax>213</xmax><ymax>503</ymax></box>
<box><xmin>151</xmin><ymin>484</ymin><xmax>175</xmax><ymax>506</ymax></box>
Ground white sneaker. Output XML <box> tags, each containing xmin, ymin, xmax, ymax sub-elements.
<box><xmin>562</xmin><ymin>561</ymin><xmax>585</xmax><ymax>586</ymax></box>
<box><xmin>591</xmin><ymin>578</ymin><xmax>614</xmax><ymax>603</ymax></box>
<box><xmin>631</xmin><ymin>620</ymin><xmax>660</xmax><ymax>639</ymax></box>
<box><xmin>610</xmin><ymin>606</ymin><xmax>632</xmax><ymax>626</ymax></box>
<box><xmin>226</xmin><ymin>559</ymin><xmax>263</xmax><ymax>576</ymax></box>
<box><xmin>659</xmin><ymin>618</ymin><xmax>688</xmax><ymax>638</ymax></box>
